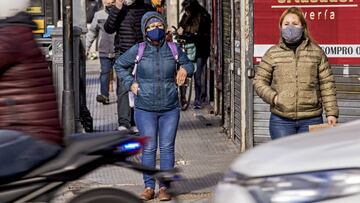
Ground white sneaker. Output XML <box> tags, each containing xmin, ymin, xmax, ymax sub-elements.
<box><xmin>130</xmin><ymin>126</ymin><xmax>139</xmax><ymax>133</ymax></box>
<box><xmin>118</xmin><ymin>126</ymin><xmax>128</xmax><ymax>131</ymax></box>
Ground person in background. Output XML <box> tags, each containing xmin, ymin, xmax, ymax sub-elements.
<box><xmin>253</xmin><ymin>7</ymin><xmax>338</xmax><ymax>140</ymax></box>
<box><xmin>0</xmin><ymin>0</ymin><xmax>63</xmax><ymax>177</ymax></box>
<box><xmin>104</xmin><ymin>0</ymin><xmax>153</xmax><ymax>132</ymax></box>
<box><xmin>86</xmin><ymin>0</ymin><xmax>103</xmax><ymax>24</ymax></box>
<box><xmin>178</xmin><ymin>0</ymin><xmax>211</xmax><ymax>109</ymax></box>
<box><xmin>86</xmin><ymin>0</ymin><xmax>116</xmax><ymax>105</ymax></box>
<box><xmin>114</xmin><ymin>11</ymin><xmax>194</xmax><ymax>201</ymax></box>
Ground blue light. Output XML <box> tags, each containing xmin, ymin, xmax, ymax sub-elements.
<box><xmin>118</xmin><ymin>142</ymin><xmax>141</xmax><ymax>152</ymax></box>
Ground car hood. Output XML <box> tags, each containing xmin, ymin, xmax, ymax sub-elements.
<box><xmin>230</xmin><ymin>120</ymin><xmax>360</xmax><ymax>177</ymax></box>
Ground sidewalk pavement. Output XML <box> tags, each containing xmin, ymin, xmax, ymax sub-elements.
<box><xmin>54</xmin><ymin>59</ymin><xmax>240</xmax><ymax>203</ymax></box>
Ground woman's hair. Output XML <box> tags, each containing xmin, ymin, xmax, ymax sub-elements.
<box><xmin>181</xmin><ymin>0</ymin><xmax>201</xmax><ymax>14</ymax></box>
<box><xmin>180</xmin><ymin>0</ymin><xmax>206</xmax><ymax>33</ymax></box>
<box><xmin>279</xmin><ymin>7</ymin><xmax>312</xmax><ymax>41</ymax></box>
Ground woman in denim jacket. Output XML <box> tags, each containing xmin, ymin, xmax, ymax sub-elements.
<box><xmin>114</xmin><ymin>11</ymin><xmax>194</xmax><ymax>201</ymax></box>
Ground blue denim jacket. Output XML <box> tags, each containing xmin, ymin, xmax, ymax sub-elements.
<box><xmin>114</xmin><ymin>11</ymin><xmax>194</xmax><ymax>112</ymax></box>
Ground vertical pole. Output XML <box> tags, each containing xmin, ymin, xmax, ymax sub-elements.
<box><xmin>60</xmin><ymin>0</ymin><xmax>63</xmax><ymax>21</ymax></box>
<box><xmin>218</xmin><ymin>0</ymin><xmax>224</xmax><ymax>124</ymax></box>
<box><xmin>53</xmin><ymin>0</ymin><xmax>60</xmax><ymax>25</ymax></box>
<box><xmin>230</xmin><ymin>0</ymin><xmax>235</xmax><ymax>140</ymax></box>
<box><xmin>73</xmin><ymin>0</ymin><xmax>88</xmax><ymax>31</ymax></box>
<box><xmin>240</xmin><ymin>0</ymin><xmax>254</xmax><ymax>151</ymax></box>
<box><xmin>166</xmin><ymin>0</ymin><xmax>179</xmax><ymax>28</ymax></box>
<box><xmin>177</xmin><ymin>0</ymin><xmax>179</xmax><ymax>26</ymax></box>
<box><xmin>62</xmin><ymin>0</ymin><xmax>75</xmax><ymax>138</ymax></box>
<box><xmin>246</xmin><ymin>0</ymin><xmax>254</xmax><ymax>149</ymax></box>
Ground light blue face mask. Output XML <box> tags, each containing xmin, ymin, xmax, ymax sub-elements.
<box><xmin>281</xmin><ymin>25</ymin><xmax>304</xmax><ymax>44</ymax></box>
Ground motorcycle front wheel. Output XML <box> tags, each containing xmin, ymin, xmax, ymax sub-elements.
<box><xmin>67</xmin><ymin>188</ymin><xmax>143</xmax><ymax>203</ymax></box>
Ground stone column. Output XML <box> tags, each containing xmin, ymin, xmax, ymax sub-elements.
<box><xmin>166</xmin><ymin>0</ymin><xmax>179</xmax><ymax>29</ymax></box>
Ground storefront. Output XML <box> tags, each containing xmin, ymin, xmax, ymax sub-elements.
<box><xmin>252</xmin><ymin>0</ymin><xmax>360</xmax><ymax>145</ymax></box>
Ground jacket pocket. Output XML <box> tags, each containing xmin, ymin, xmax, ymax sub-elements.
<box><xmin>298</xmin><ymin>90</ymin><xmax>319</xmax><ymax>107</ymax></box>
<box><xmin>136</xmin><ymin>83</ymin><xmax>152</xmax><ymax>107</ymax></box>
<box><xmin>168</xmin><ymin>82</ymin><xmax>178</xmax><ymax>100</ymax></box>
<box><xmin>275</xmin><ymin>90</ymin><xmax>296</xmax><ymax>112</ymax></box>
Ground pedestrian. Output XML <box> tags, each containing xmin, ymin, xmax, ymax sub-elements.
<box><xmin>104</xmin><ymin>0</ymin><xmax>153</xmax><ymax>132</ymax></box>
<box><xmin>114</xmin><ymin>11</ymin><xmax>194</xmax><ymax>201</ymax></box>
<box><xmin>86</xmin><ymin>0</ymin><xmax>116</xmax><ymax>105</ymax></box>
<box><xmin>0</xmin><ymin>0</ymin><xmax>63</xmax><ymax>177</ymax></box>
<box><xmin>86</xmin><ymin>0</ymin><xmax>103</xmax><ymax>24</ymax></box>
<box><xmin>253</xmin><ymin>7</ymin><xmax>338</xmax><ymax>140</ymax></box>
<box><xmin>178</xmin><ymin>0</ymin><xmax>211</xmax><ymax>109</ymax></box>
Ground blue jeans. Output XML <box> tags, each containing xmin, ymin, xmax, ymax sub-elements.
<box><xmin>0</xmin><ymin>130</ymin><xmax>61</xmax><ymax>178</ymax></box>
<box><xmin>134</xmin><ymin>108</ymin><xmax>180</xmax><ymax>189</ymax></box>
<box><xmin>194</xmin><ymin>57</ymin><xmax>208</xmax><ymax>105</ymax></box>
<box><xmin>99</xmin><ymin>57</ymin><xmax>115</xmax><ymax>97</ymax></box>
<box><xmin>269</xmin><ymin>113</ymin><xmax>323</xmax><ymax>140</ymax></box>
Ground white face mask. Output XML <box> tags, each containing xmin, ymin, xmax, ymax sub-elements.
<box><xmin>124</xmin><ymin>0</ymin><xmax>136</xmax><ymax>6</ymax></box>
<box><xmin>0</xmin><ymin>0</ymin><xmax>29</xmax><ymax>19</ymax></box>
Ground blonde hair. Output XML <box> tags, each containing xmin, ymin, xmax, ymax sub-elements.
<box><xmin>279</xmin><ymin>7</ymin><xmax>312</xmax><ymax>41</ymax></box>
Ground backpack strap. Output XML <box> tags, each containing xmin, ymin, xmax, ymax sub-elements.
<box><xmin>132</xmin><ymin>42</ymin><xmax>146</xmax><ymax>76</ymax></box>
<box><xmin>135</xmin><ymin>42</ymin><xmax>146</xmax><ymax>64</ymax></box>
<box><xmin>132</xmin><ymin>42</ymin><xmax>179</xmax><ymax>76</ymax></box>
<box><xmin>167</xmin><ymin>41</ymin><xmax>179</xmax><ymax>62</ymax></box>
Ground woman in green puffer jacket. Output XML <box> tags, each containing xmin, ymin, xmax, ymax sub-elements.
<box><xmin>253</xmin><ymin>7</ymin><xmax>338</xmax><ymax>140</ymax></box>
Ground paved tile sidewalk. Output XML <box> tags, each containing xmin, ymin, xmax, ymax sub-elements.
<box><xmin>54</xmin><ymin>59</ymin><xmax>239</xmax><ymax>203</ymax></box>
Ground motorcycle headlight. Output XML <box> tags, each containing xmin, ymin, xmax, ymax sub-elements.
<box><xmin>222</xmin><ymin>169</ymin><xmax>360</xmax><ymax>203</ymax></box>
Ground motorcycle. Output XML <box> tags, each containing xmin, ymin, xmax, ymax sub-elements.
<box><xmin>0</xmin><ymin>131</ymin><xmax>179</xmax><ymax>203</ymax></box>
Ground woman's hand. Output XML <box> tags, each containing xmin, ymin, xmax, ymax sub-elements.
<box><xmin>114</xmin><ymin>0</ymin><xmax>124</xmax><ymax>9</ymax></box>
<box><xmin>165</xmin><ymin>30</ymin><xmax>173</xmax><ymax>42</ymax></box>
<box><xmin>176</xmin><ymin>67</ymin><xmax>187</xmax><ymax>86</ymax></box>
<box><xmin>177</xmin><ymin>27</ymin><xmax>184</xmax><ymax>35</ymax></box>
<box><xmin>274</xmin><ymin>95</ymin><xmax>278</xmax><ymax>105</ymax></box>
<box><xmin>131</xmin><ymin>82</ymin><xmax>139</xmax><ymax>95</ymax></box>
<box><xmin>327</xmin><ymin>116</ymin><xmax>337</xmax><ymax>126</ymax></box>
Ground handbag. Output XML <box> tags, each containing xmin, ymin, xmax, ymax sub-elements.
<box><xmin>184</xmin><ymin>43</ymin><xmax>196</xmax><ymax>62</ymax></box>
<box><xmin>309</xmin><ymin>123</ymin><xmax>334</xmax><ymax>132</ymax></box>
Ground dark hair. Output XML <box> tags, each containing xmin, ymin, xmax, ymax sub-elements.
<box><xmin>181</xmin><ymin>0</ymin><xmax>201</xmax><ymax>14</ymax></box>
<box><xmin>179</xmin><ymin>0</ymin><xmax>209</xmax><ymax>33</ymax></box>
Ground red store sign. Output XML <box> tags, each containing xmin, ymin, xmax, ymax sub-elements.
<box><xmin>254</xmin><ymin>0</ymin><xmax>360</xmax><ymax>65</ymax></box>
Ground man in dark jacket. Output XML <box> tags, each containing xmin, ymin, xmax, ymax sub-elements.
<box><xmin>0</xmin><ymin>5</ymin><xmax>62</xmax><ymax>177</ymax></box>
<box><xmin>104</xmin><ymin>0</ymin><xmax>153</xmax><ymax>132</ymax></box>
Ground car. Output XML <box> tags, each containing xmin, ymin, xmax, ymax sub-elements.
<box><xmin>214</xmin><ymin>120</ymin><xmax>360</xmax><ymax>203</ymax></box>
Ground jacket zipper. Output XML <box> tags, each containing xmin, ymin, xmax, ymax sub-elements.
<box><xmin>294</xmin><ymin>49</ymin><xmax>299</xmax><ymax>120</ymax></box>
<box><xmin>156</xmin><ymin>47</ymin><xmax>161</xmax><ymax>110</ymax></box>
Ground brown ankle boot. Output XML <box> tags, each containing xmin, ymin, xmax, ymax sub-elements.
<box><xmin>158</xmin><ymin>187</ymin><xmax>171</xmax><ymax>201</ymax></box>
<box><xmin>140</xmin><ymin>187</ymin><xmax>155</xmax><ymax>201</ymax></box>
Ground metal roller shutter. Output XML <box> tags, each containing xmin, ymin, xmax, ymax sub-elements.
<box><xmin>222</xmin><ymin>0</ymin><xmax>232</xmax><ymax>135</ymax></box>
<box><xmin>234</xmin><ymin>1</ymin><xmax>242</xmax><ymax>144</ymax></box>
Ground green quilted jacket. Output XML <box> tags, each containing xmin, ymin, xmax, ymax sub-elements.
<box><xmin>253</xmin><ymin>38</ymin><xmax>339</xmax><ymax>120</ymax></box>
